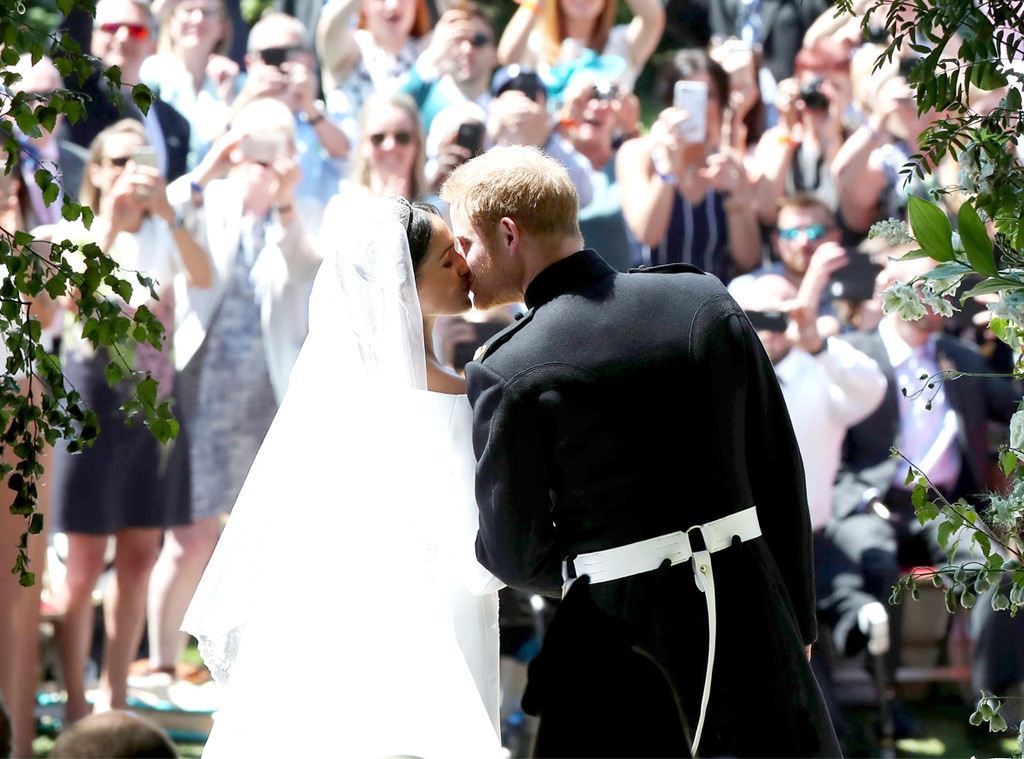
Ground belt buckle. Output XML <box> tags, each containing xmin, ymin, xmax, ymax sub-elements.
<box><xmin>686</xmin><ymin>523</ymin><xmax>708</xmax><ymax>554</ymax></box>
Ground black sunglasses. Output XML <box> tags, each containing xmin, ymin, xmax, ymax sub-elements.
<box><xmin>369</xmin><ymin>130</ymin><xmax>413</xmax><ymax>147</ymax></box>
<box><xmin>105</xmin><ymin>155</ymin><xmax>132</xmax><ymax>167</ymax></box>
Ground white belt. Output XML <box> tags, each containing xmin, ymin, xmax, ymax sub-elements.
<box><xmin>561</xmin><ymin>506</ymin><xmax>761</xmax><ymax>756</ymax></box>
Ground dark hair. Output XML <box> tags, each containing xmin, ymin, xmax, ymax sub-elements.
<box><xmin>48</xmin><ymin>711</ymin><xmax>179</xmax><ymax>758</ymax></box>
<box><xmin>389</xmin><ymin>195</ymin><xmax>441</xmax><ymax>275</ymax></box>
<box><xmin>656</xmin><ymin>49</ymin><xmax>730</xmax><ymax>109</ymax></box>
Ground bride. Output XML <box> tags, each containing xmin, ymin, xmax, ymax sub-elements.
<box><xmin>181</xmin><ymin>194</ymin><xmax>504</xmax><ymax>756</ymax></box>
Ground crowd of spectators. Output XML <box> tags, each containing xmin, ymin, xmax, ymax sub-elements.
<box><xmin>2</xmin><ymin>0</ymin><xmax>1023</xmax><ymax>754</ymax></box>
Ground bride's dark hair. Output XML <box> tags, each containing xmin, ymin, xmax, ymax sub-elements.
<box><xmin>389</xmin><ymin>194</ymin><xmax>443</xmax><ymax>276</ymax></box>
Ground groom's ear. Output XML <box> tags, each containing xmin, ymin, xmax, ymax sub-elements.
<box><xmin>499</xmin><ymin>216</ymin><xmax>519</xmax><ymax>254</ymax></box>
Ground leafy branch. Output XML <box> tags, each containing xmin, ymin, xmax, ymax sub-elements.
<box><xmin>1</xmin><ymin>0</ymin><xmax>175</xmax><ymax>585</ymax></box>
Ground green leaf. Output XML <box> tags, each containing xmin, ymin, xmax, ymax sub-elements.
<box><xmin>957</xmin><ymin>203</ymin><xmax>998</xmax><ymax>276</ymax></box>
<box><xmin>937</xmin><ymin>520</ymin><xmax>955</xmax><ymax>550</ymax></box>
<box><xmin>1001</xmin><ymin>449</ymin><xmax>1018</xmax><ymax>477</ymax></box>
<box><xmin>104</xmin><ymin>361</ymin><xmax>123</xmax><ymax>387</ymax></box>
<box><xmin>908</xmin><ymin>196</ymin><xmax>955</xmax><ymax>261</ymax></box>
<box><xmin>1006</xmin><ymin>87</ymin><xmax>1022</xmax><ymax>113</ymax></box>
<box><xmin>969</xmin><ymin>60</ymin><xmax>1008</xmax><ymax>91</ymax></box>
<box><xmin>962</xmin><ymin>278</ymin><xmax>1011</xmax><ymax>299</ymax></box>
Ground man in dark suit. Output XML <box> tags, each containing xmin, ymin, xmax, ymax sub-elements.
<box><xmin>441</xmin><ymin>145</ymin><xmax>841</xmax><ymax>758</ymax></box>
<box><xmin>833</xmin><ymin>251</ymin><xmax>1024</xmax><ymax>705</ymax></box>
<box><xmin>61</xmin><ymin>0</ymin><xmax>191</xmax><ymax>181</ymax></box>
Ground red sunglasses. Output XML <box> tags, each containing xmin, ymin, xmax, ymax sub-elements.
<box><xmin>95</xmin><ymin>22</ymin><xmax>151</xmax><ymax>41</ymax></box>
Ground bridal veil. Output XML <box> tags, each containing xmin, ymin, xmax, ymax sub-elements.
<box><xmin>182</xmin><ymin>195</ymin><xmax>502</xmax><ymax>757</ymax></box>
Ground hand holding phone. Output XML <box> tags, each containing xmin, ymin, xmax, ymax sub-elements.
<box><xmin>240</xmin><ymin>133</ymin><xmax>287</xmax><ymax>164</ymax></box>
<box><xmin>131</xmin><ymin>145</ymin><xmax>159</xmax><ymax>170</ymax></box>
<box><xmin>454</xmin><ymin>121</ymin><xmax>485</xmax><ymax>156</ymax></box>
<box><xmin>673</xmin><ymin>80</ymin><xmax>709</xmax><ymax>143</ymax></box>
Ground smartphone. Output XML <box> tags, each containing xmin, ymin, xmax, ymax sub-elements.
<box><xmin>240</xmin><ymin>133</ymin><xmax>287</xmax><ymax>164</ymax></box>
<box><xmin>828</xmin><ymin>252</ymin><xmax>884</xmax><ymax>301</ymax></box>
<box><xmin>673</xmin><ymin>80</ymin><xmax>708</xmax><ymax>143</ymax></box>
<box><xmin>454</xmin><ymin>121</ymin><xmax>485</xmax><ymax>156</ymax></box>
<box><xmin>131</xmin><ymin>145</ymin><xmax>159</xmax><ymax>169</ymax></box>
<box><xmin>745</xmin><ymin>309</ymin><xmax>789</xmax><ymax>333</ymax></box>
<box><xmin>259</xmin><ymin>45</ymin><xmax>296</xmax><ymax>69</ymax></box>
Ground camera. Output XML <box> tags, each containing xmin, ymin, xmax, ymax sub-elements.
<box><xmin>799</xmin><ymin>79</ymin><xmax>830</xmax><ymax>111</ymax></box>
<box><xmin>745</xmin><ymin>310</ymin><xmax>790</xmax><ymax>333</ymax></box>
<box><xmin>591</xmin><ymin>80</ymin><xmax>619</xmax><ymax>101</ymax></box>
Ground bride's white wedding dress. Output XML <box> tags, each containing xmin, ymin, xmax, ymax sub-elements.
<box><xmin>182</xmin><ymin>197</ymin><xmax>503</xmax><ymax>757</ymax></box>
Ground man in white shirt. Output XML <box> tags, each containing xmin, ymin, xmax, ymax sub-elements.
<box><xmin>733</xmin><ymin>273</ymin><xmax>889</xmax><ymax>659</ymax></box>
<box><xmin>835</xmin><ymin>253</ymin><xmax>1024</xmax><ymax>725</ymax></box>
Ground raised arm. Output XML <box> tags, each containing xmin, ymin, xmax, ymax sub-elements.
<box><xmin>317</xmin><ymin>0</ymin><xmax>365</xmax><ymax>93</ymax></box>
<box><xmin>497</xmin><ymin>0</ymin><xmax>542</xmax><ymax>68</ymax></box>
<box><xmin>622</xmin><ymin>0</ymin><xmax>665</xmax><ymax>73</ymax></box>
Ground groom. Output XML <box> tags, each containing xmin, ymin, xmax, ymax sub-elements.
<box><xmin>441</xmin><ymin>146</ymin><xmax>841</xmax><ymax>758</ymax></box>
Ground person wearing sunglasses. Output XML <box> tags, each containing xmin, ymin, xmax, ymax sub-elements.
<box><xmin>341</xmin><ymin>92</ymin><xmax>427</xmax><ymax>202</ymax></box>
<box><xmin>139</xmin><ymin>0</ymin><xmax>240</xmax><ymax>172</ymax></box>
<box><xmin>47</xmin><ymin>118</ymin><xmax>214</xmax><ymax>726</ymax></box>
<box><xmin>729</xmin><ymin>192</ymin><xmax>848</xmax><ymax>338</ymax></box>
<box><xmin>60</xmin><ymin>0</ymin><xmax>193</xmax><ymax>184</ymax></box>
<box><xmin>398</xmin><ymin>3</ymin><xmax>500</xmax><ymax>136</ymax></box>
<box><xmin>227</xmin><ymin>12</ymin><xmax>351</xmax><ymax>238</ymax></box>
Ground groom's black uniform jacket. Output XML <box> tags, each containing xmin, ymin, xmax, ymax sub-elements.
<box><xmin>466</xmin><ymin>249</ymin><xmax>841</xmax><ymax>758</ymax></box>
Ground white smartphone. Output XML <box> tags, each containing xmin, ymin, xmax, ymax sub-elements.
<box><xmin>131</xmin><ymin>145</ymin><xmax>159</xmax><ymax>169</ymax></box>
<box><xmin>240</xmin><ymin>133</ymin><xmax>287</xmax><ymax>164</ymax></box>
<box><xmin>673</xmin><ymin>80</ymin><xmax>709</xmax><ymax>143</ymax></box>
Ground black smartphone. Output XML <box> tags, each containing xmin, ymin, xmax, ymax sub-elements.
<box><xmin>829</xmin><ymin>252</ymin><xmax>884</xmax><ymax>302</ymax></box>
<box><xmin>455</xmin><ymin>121</ymin><xmax>485</xmax><ymax>155</ymax></box>
<box><xmin>745</xmin><ymin>310</ymin><xmax>790</xmax><ymax>333</ymax></box>
<box><xmin>259</xmin><ymin>46</ymin><xmax>293</xmax><ymax>68</ymax></box>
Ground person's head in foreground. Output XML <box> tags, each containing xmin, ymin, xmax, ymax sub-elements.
<box><xmin>48</xmin><ymin>710</ymin><xmax>179</xmax><ymax>758</ymax></box>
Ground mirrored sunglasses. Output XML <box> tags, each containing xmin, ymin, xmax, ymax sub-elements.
<box><xmin>95</xmin><ymin>22</ymin><xmax>151</xmax><ymax>41</ymax></box>
<box><xmin>369</xmin><ymin>131</ymin><xmax>413</xmax><ymax>147</ymax></box>
<box><xmin>777</xmin><ymin>223</ymin><xmax>829</xmax><ymax>241</ymax></box>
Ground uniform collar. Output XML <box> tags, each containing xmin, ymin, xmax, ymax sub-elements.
<box><xmin>524</xmin><ymin>249</ymin><xmax>614</xmax><ymax>309</ymax></box>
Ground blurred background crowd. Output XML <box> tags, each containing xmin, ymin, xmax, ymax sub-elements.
<box><xmin>2</xmin><ymin>0</ymin><xmax>1024</xmax><ymax>755</ymax></box>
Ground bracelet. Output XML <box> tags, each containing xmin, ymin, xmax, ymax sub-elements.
<box><xmin>653</xmin><ymin>167</ymin><xmax>678</xmax><ymax>187</ymax></box>
<box><xmin>170</xmin><ymin>213</ymin><xmax>186</xmax><ymax>231</ymax></box>
<box><xmin>306</xmin><ymin>110</ymin><xmax>325</xmax><ymax>126</ymax></box>
<box><xmin>809</xmin><ymin>337</ymin><xmax>828</xmax><ymax>356</ymax></box>
<box><xmin>275</xmin><ymin>203</ymin><xmax>294</xmax><ymax>215</ymax></box>
<box><xmin>189</xmin><ymin>180</ymin><xmax>204</xmax><ymax>205</ymax></box>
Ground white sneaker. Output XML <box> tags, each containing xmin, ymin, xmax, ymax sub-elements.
<box><xmin>858</xmin><ymin>601</ymin><xmax>890</xmax><ymax>656</ymax></box>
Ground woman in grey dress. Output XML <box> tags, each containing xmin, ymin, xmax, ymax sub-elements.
<box><xmin>136</xmin><ymin>97</ymin><xmax>320</xmax><ymax>687</ymax></box>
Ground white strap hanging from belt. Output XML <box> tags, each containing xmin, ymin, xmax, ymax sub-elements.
<box><xmin>562</xmin><ymin>506</ymin><xmax>761</xmax><ymax>756</ymax></box>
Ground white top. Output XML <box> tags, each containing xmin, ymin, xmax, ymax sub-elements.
<box><xmin>775</xmin><ymin>338</ymin><xmax>887</xmax><ymax>531</ymax></box>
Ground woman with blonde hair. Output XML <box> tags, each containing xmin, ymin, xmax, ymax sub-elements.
<box><xmin>49</xmin><ymin>117</ymin><xmax>212</xmax><ymax>724</ymax></box>
<box><xmin>346</xmin><ymin>92</ymin><xmax>428</xmax><ymax>201</ymax></box>
<box><xmin>141</xmin><ymin>0</ymin><xmax>239</xmax><ymax>170</ymax></box>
